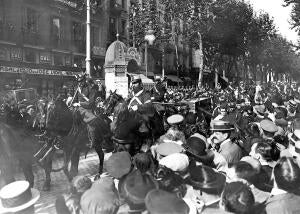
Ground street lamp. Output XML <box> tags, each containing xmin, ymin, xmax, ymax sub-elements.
<box><xmin>144</xmin><ymin>22</ymin><xmax>155</xmax><ymax>77</ymax></box>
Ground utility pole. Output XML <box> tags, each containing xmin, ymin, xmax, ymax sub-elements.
<box><xmin>86</xmin><ymin>0</ymin><xmax>91</xmax><ymax>77</ymax></box>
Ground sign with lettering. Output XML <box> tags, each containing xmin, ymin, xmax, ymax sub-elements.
<box><xmin>40</xmin><ymin>52</ymin><xmax>52</xmax><ymax>64</ymax></box>
<box><xmin>0</xmin><ymin>66</ymin><xmax>78</xmax><ymax>77</ymax></box>
<box><xmin>10</xmin><ymin>48</ymin><xmax>22</xmax><ymax>61</ymax></box>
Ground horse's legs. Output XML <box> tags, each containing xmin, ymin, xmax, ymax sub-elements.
<box><xmin>69</xmin><ymin>147</ymin><xmax>80</xmax><ymax>179</ymax></box>
<box><xmin>63</xmin><ymin>148</ymin><xmax>72</xmax><ymax>181</ymax></box>
<box><xmin>94</xmin><ymin>142</ymin><xmax>104</xmax><ymax>180</ymax></box>
<box><xmin>19</xmin><ymin>161</ymin><xmax>34</xmax><ymax>188</ymax></box>
<box><xmin>43</xmin><ymin>157</ymin><xmax>52</xmax><ymax>191</ymax></box>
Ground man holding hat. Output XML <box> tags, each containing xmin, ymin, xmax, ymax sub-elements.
<box><xmin>208</xmin><ymin>120</ymin><xmax>243</xmax><ymax>165</ymax></box>
<box><xmin>128</xmin><ymin>75</ymin><xmax>152</xmax><ymax>112</ymax></box>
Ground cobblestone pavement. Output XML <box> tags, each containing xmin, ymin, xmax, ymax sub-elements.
<box><xmin>28</xmin><ymin>152</ymin><xmax>103</xmax><ymax>214</ymax></box>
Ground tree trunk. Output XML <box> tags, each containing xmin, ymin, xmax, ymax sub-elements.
<box><xmin>198</xmin><ymin>32</ymin><xmax>204</xmax><ymax>88</ymax></box>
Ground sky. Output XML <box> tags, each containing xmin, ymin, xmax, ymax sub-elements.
<box><xmin>247</xmin><ymin>0</ymin><xmax>298</xmax><ymax>44</ymax></box>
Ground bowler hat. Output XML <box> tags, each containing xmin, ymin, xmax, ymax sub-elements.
<box><xmin>118</xmin><ymin>169</ymin><xmax>158</xmax><ymax>206</ymax></box>
<box><xmin>210</xmin><ymin>120</ymin><xmax>234</xmax><ymax>131</ymax></box>
<box><xmin>145</xmin><ymin>189</ymin><xmax>189</xmax><ymax>214</ymax></box>
<box><xmin>183</xmin><ymin>134</ymin><xmax>214</xmax><ymax>165</ymax></box>
<box><xmin>188</xmin><ymin>165</ymin><xmax>226</xmax><ymax>192</ymax></box>
<box><xmin>104</xmin><ymin>151</ymin><xmax>132</xmax><ymax>179</ymax></box>
<box><xmin>0</xmin><ymin>181</ymin><xmax>40</xmax><ymax>214</ymax></box>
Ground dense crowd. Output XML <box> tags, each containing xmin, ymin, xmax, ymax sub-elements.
<box><xmin>51</xmin><ymin>80</ymin><xmax>300</xmax><ymax>214</ymax></box>
<box><xmin>1</xmin><ymin>78</ymin><xmax>300</xmax><ymax>214</ymax></box>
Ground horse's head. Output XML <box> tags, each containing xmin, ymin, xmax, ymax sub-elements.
<box><xmin>45</xmin><ymin>98</ymin><xmax>72</xmax><ymax>135</ymax></box>
<box><xmin>104</xmin><ymin>90</ymin><xmax>124</xmax><ymax>115</ymax></box>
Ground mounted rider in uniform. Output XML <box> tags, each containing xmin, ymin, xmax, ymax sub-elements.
<box><xmin>151</xmin><ymin>75</ymin><xmax>167</xmax><ymax>102</ymax></box>
<box><xmin>128</xmin><ymin>76</ymin><xmax>153</xmax><ymax>114</ymax></box>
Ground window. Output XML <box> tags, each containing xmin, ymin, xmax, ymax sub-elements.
<box><xmin>52</xmin><ymin>18</ymin><xmax>61</xmax><ymax>39</ymax></box>
<box><xmin>121</xmin><ymin>20</ymin><xmax>126</xmax><ymax>35</ymax></box>
<box><xmin>24</xmin><ymin>49</ymin><xmax>36</xmax><ymax>63</ymax></box>
<box><xmin>25</xmin><ymin>8</ymin><xmax>38</xmax><ymax>32</ymax></box>
<box><xmin>72</xmin><ymin>22</ymin><xmax>84</xmax><ymax>41</ymax></box>
<box><xmin>54</xmin><ymin>54</ymin><xmax>64</xmax><ymax>66</ymax></box>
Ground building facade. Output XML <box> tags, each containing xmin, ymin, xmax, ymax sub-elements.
<box><xmin>0</xmin><ymin>0</ymin><xmax>130</xmax><ymax>97</ymax></box>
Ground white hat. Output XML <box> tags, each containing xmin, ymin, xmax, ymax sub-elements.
<box><xmin>0</xmin><ymin>181</ymin><xmax>40</xmax><ymax>214</ymax></box>
<box><xmin>167</xmin><ymin>114</ymin><xmax>184</xmax><ymax>125</ymax></box>
<box><xmin>159</xmin><ymin>153</ymin><xmax>189</xmax><ymax>172</ymax></box>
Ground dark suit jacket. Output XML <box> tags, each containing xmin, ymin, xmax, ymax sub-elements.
<box><xmin>265</xmin><ymin>193</ymin><xmax>300</xmax><ymax>214</ymax></box>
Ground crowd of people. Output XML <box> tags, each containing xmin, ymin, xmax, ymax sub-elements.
<box><xmin>52</xmin><ymin>78</ymin><xmax>300</xmax><ymax>214</ymax></box>
<box><xmin>1</xmin><ymin>75</ymin><xmax>300</xmax><ymax>214</ymax></box>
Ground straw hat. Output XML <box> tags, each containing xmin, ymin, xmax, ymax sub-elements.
<box><xmin>0</xmin><ymin>181</ymin><xmax>40</xmax><ymax>214</ymax></box>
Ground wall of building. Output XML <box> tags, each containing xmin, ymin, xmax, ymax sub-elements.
<box><xmin>0</xmin><ymin>0</ymin><xmax>113</xmax><ymax>97</ymax></box>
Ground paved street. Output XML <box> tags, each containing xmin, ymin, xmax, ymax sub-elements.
<box><xmin>24</xmin><ymin>152</ymin><xmax>101</xmax><ymax>214</ymax></box>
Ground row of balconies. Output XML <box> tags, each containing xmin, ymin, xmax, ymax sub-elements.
<box><xmin>0</xmin><ymin>25</ymin><xmax>86</xmax><ymax>53</ymax></box>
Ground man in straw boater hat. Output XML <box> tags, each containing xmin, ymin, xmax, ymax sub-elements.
<box><xmin>0</xmin><ymin>180</ymin><xmax>40</xmax><ymax>214</ymax></box>
<box><xmin>208</xmin><ymin>120</ymin><xmax>243</xmax><ymax>165</ymax></box>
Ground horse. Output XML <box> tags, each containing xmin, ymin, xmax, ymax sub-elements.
<box><xmin>0</xmin><ymin>107</ymin><xmax>38</xmax><ymax>189</ymax></box>
<box><xmin>42</xmin><ymin>97</ymin><xmax>113</xmax><ymax>190</ymax></box>
<box><xmin>105</xmin><ymin>91</ymin><xmax>165</xmax><ymax>155</ymax></box>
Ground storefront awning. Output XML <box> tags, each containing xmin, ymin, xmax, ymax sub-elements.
<box><xmin>166</xmin><ymin>75</ymin><xmax>183</xmax><ymax>83</ymax></box>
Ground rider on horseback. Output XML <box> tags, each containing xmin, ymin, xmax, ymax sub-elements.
<box><xmin>151</xmin><ymin>75</ymin><xmax>167</xmax><ymax>102</ymax></box>
<box><xmin>128</xmin><ymin>76</ymin><xmax>153</xmax><ymax>113</ymax></box>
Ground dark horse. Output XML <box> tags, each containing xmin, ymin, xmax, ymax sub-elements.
<box><xmin>41</xmin><ymin>97</ymin><xmax>112</xmax><ymax>190</ymax></box>
<box><xmin>105</xmin><ymin>91</ymin><xmax>165</xmax><ymax>155</ymax></box>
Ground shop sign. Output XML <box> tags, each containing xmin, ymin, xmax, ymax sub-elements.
<box><xmin>40</xmin><ymin>52</ymin><xmax>52</xmax><ymax>64</ymax></box>
<box><xmin>0</xmin><ymin>66</ymin><xmax>78</xmax><ymax>76</ymax></box>
<box><xmin>10</xmin><ymin>48</ymin><xmax>22</xmax><ymax>61</ymax></box>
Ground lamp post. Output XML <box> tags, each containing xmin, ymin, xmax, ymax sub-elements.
<box><xmin>86</xmin><ymin>0</ymin><xmax>91</xmax><ymax>78</ymax></box>
<box><xmin>144</xmin><ymin>22</ymin><xmax>155</xmax><ymax>77</ymax></box>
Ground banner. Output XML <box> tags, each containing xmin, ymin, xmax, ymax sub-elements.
<box><xmin>0</xmin><ymin>66</ymin><xmax>78</xmax><ymax>77</ymax></box>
